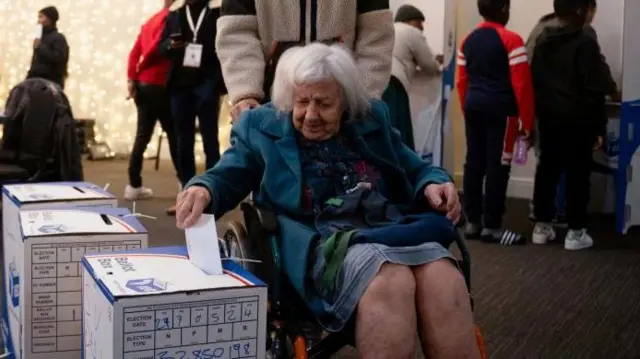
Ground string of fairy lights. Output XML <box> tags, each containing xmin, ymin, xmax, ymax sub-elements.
<box><xmin>0</xmin><ymin>0</ymin><xmax>232</xmax><ymax>158</ymax></box>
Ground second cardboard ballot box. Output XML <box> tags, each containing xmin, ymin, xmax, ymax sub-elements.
<box><xmin>82</xmin><ymin>246</ymin><xmax>267</xmax><ymax>359</ymax></box>
<box><xmin>2</xmin><ymin>182</ymin><xmax>117</xmax><ymax>214</ymax></box>
<box><xmin>3</xmin><ymin>207</ymin><xmax>148</xmax><ymax>359</ymax></box>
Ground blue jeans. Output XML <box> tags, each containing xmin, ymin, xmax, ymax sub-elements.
<box><xmin>170</xmin><ymin>79</ymin><xmax>221</xmax><ymax>186</ymax></box>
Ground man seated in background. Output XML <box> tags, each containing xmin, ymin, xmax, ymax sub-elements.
<box><xmin>125</xmin><ymin>0</ymin><xmax>180</xmax><ymax>201</ymax></box>
<box><xmin>530</xmin><ymin>0</ymin><xmax>611</xmax><ymax>250</ymax></box>
<box><xmin>526</xmin><ymin>0</ymin><xmax>619</xmax><ymax>227</ymax></box>
<box><xmin>382</xmin><ymin>4</ymin><xmax>443</xmax><ymax>150</ymax></box>
<box><xmin>27</xmin><ymin>6</ymin><xmax>69</xmax><ymax>89</ymax></box>
<box><xmin>456</xmin><ymin>0</ymin><xmax>534</xmax><ymax>245</ymax></box>
<box><xmin>216</xmin><ymin>0</ymin><xmax>395</xmax><ymax>120</ymax></box>
<box><xmin>159</xmin><ymin>0</ymin><xmax>225</xmax><ymax>215</ymax></box>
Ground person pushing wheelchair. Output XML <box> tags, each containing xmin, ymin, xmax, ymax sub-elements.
<box><xmin>175</xmin><ymin>43</ymin><xmax>481</xmax><ymax>359</ymax></box>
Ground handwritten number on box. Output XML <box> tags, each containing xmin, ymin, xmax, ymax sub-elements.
<box><xmin>154</xmin><ymin>342</ymin><xmax>250</xmax><ymax>358</ymax></box>
<box><xmin>155</xmin><ymin>317</ymin><xmax>171</xmax><ymax>330</ymax></box>
<box><xmin>227</xmin><ymin>309</ymin><xmax>236</xmax><ymax>322</ymax></box>
<box><xmin>210</xmin><ymin>312</ymin><xmax>220</xmax><ymax>323</ymax></box>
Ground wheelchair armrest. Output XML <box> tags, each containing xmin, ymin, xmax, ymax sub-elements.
<box><xmin>240</xmin><ymin>202</ymin><xmax>278</xmax><ymax>232</ymax></box>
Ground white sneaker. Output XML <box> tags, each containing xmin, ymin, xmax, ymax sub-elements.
<box><xmin>532</xmin><ymin>223</ymin><xmax>556</xmax><ymax>244</ymax></box>
<box><xmin>124</xmin><ymin>185</ymin><xmax>154</xmax><ymax>201</ymax></box>
<box><xmin>564</xmin><ymin>229</ymin><xmax>593</xmax><ymax>251</ymax></box>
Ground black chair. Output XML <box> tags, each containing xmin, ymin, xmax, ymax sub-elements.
<box><xmin>220</xmin><ymin>201</ymin><xmax>487</xmax><ymax>359</ymax></box>
<box><xmin>0</xmin><ymin>82</ymin><xmax>59</xmax><ymax>185</ymax></box>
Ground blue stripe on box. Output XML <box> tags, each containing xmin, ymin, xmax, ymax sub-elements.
<box><xmin>2</xmin><ymin>266</ymin><xmax>18</xmax><ymax>359</ymax></box>
<box><xmin>83</xmin><ymin>246</ymin><xmax>266</xmax><ymax>302</ymax></box>
<box><xmin>222</xmin><ymin>260</ymin><xmax>266</xmax><ymax>287</ymax></box>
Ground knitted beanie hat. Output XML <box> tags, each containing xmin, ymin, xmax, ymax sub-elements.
<box><xmin>39</xmin><ymin>6</ymin><xmax>60</xmax><ymax>24</ymax></box>
<box><xmin>394</xmin><ymin>5</ymin><xmax>425</xmax><ymax>23</ymax></box>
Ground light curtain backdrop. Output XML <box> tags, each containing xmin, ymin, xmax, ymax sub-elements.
<box><xmin>0</xmin><ymin>0</ymin><xmax>232</xmax><ymax>159</ymax></box>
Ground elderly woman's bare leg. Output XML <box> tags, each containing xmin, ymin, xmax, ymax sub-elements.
<box><xmin>355</xmin><ymin>263</ymin><xmax>417</xmax><ymax>359</ymax></box>
<box><xmin>413</xmin><ymin>260</ymin><xmax>480</xmax><ymax>359</ymax></box>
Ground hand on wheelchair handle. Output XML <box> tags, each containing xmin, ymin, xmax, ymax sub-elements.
<box><xmin>423</xmin><ymin>182</ymin><xmax>462</xmax><ymax>224</ymax></box>
<box><xmin>176</xmin><ymin>186</ymin><xmax>212</xmax><ymax>229</ymax></box>
<box><xmin>231</xmin><ymin>98</ymin><xmax>261</xmax><ymax>121</ymax></box>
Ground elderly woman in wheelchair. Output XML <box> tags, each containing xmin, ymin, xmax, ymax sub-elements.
<box><xmin>176</xmin><ymin>43</ymin><xmax>482</xmax><ymax>359</ymax></box>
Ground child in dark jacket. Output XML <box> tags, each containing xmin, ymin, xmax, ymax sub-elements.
<box><xmin>530</xmin><ymin>0</ymin><xmax>611</xmax><ymax>250</ymax></box>
<box><xmin>456</xmin><ymin>0</ymin><xmax>534</xmax><ymax>245</ymax></box>
<box><xmin>526</xmin><ymin>0</ymin><xmax>619</xmax><ymax>227</ymax></box>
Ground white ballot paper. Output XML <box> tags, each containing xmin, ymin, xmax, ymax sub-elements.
<box><xmin>35</xmin><ymin>24</ymin><xmax>43</xmax><ymax>39</ymax></box>
<box><xmin>185</xmin><ymin>214</ymin><xmax>223</xmax><ymax>275</ymax></box>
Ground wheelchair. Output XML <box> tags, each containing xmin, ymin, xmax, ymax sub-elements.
<box><xmin>219</xmin><ymin>201</ymin><xmax>488</xmax><ymax>359</ymax></box>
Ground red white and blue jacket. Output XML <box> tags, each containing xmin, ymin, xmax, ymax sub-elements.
<box><xmin>456</xmin><ymin>21</ymin><xmax>534</xmax><ymax>160</ymax></box>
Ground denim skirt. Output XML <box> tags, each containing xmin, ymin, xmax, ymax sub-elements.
<box><xmin>309</xmin><ymin>241</ymin><xmax>454</xmax><ymax>332</ymax></box>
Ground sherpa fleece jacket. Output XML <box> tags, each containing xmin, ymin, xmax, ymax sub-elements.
<box><xmin>216</xmin><ymin>0</ymin><xmax>394</xmax><ymax>104</ymax></box>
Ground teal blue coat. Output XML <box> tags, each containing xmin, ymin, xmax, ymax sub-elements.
<box><xmin>186</xmin><ymin>100</ymin><xmax>453</xmax><ymax>302</ymax></box>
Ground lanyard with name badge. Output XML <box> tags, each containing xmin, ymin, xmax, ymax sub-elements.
<box><xmin>183</xmin><ymin>5</ymin><xmax>206</xmax><ymax>68</ymax></box>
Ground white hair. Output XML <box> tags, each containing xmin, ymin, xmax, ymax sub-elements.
<box><xmin>271</xmin><ymin>43</ymin><xmax>371</xmax><ymax>120</ymax></box>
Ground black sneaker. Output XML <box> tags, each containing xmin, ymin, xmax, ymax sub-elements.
<box><xmin>481</xmin><ymin>229</ymin><xmax>526</xmax><ymax>246</ymax></box>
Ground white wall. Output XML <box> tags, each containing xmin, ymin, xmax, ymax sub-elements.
<box><xmin>591</xmin><ymin>1</ymin><xmax>624</xmax><ymax>84</ymax></box>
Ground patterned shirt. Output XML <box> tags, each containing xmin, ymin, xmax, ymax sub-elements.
<box><xmin>298</xmin><ymin>133</ymin><xmax>384</xmax><ymax>215</ymax></box>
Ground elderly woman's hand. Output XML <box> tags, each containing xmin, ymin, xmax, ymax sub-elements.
<box><xmin>176</xmin><ymin>186</ymin><xmax>212</xmax><ymax>229</ymax></box>
<box><xmin>424</xmin><ymin>183</ymin><xmax>461</xmax><ymax>224</ymax></box>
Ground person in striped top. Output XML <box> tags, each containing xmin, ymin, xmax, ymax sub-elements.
<box><xmin>456</xmin><ymin>0</ymin><xmax>534</xmax><ymax>245</ymax></box>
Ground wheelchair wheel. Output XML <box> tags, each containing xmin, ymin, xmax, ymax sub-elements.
<box><xmin>475</xmin><ymin>325</ymin><xmax>488</xmax><ymax>359</ymax></box>
<box><xmin>219</xmin><ymin>220</ymin><xmax>256</xmax><ymax>273</ymax></box>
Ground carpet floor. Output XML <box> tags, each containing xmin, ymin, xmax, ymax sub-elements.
<box><xmin>6</xmin><ymin>159</ymin><xmax>640</xmax><ymax>358</ymax></box>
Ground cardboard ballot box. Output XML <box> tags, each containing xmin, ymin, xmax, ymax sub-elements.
<box><xmin>82</xmin><ymin>247</ymin><xmax>267</xmax><ymax>359</ymax></box>
<box><xmin>2</xmin><ymin>207</ymin><xmax>148</xmax><ymax>359</ymax></box>
<box><xmin>2</xmin><ymin>182</ymin><xmax>118</xmax><ymax>358</ymax></box>
<box><xmin>2</xmin><ymin>182</ymin><xmax>117</xmax><ymax>213</ymax></box>
<box><xmin>2</xmin><ymin>182</ymin><xmax>118</xmax><ymax>243</ymax></box>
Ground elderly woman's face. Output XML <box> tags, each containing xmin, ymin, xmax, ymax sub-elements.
<box><xmin>292</xmin><ymin>80</ymin><xmax>342</xmax><ymax>141</ymax></box>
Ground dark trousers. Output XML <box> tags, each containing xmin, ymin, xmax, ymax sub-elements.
<box><xmin>170</xmin><ymin>79</ymin><xmax>221</xmax><ymax>186</ymax></box>
<box><xmin>463</xmin><ymin>109</ymin><xmax>511</xmax><ymax>229</ymax></box>
<box><xmin>128</xmin><ymin>83</ymin><xmax>179</xmax><ymax>187</ymax></box>
<box><xmin>533</xmin><ymin>123</ymin><xmax>593</xmax><ymax>230</ymax></box>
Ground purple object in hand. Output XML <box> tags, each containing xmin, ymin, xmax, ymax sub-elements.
<box><xmin>514</xmin><ymin>136</ymin><xmax>528</xmax><ymax>165</ymax></box>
